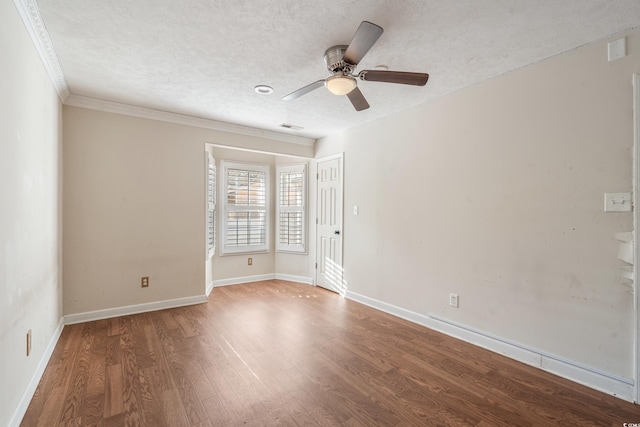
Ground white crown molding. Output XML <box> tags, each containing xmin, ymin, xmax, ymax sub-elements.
<box><xmin>64</xmin><ymin>94</ymin><xmax>317</xmax><ymax>147</ymax></box>
<box><xmin>13</xmin><ymin>0</ymin><xmax>314</xmax><ymax>147</ymax></box>
<box><xmin>13</xmin><ymin>0</ymin><xmax>70</xmax><ymax>101</ymax></box>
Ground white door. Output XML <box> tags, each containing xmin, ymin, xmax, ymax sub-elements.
<box><xmin>316</xmin><ymin>154</ymin><xmax>344</xmax><ymax>294</ymax></box>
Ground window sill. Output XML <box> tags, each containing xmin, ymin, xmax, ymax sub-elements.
<box><xmin>275</xmin><ymin>249</ymin><xmax>308</xmax><ymax>255</ymax></box>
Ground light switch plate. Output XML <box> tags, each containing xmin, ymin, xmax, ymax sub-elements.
<box><xmin>449</xmin><ymin>293</ymin><xmax>459</xmax><ymax>308</ymax></box>
<box><xmin>604</xmin><ymin>192</ymin><xmax>632</xmax><ymax>212</ymax></box>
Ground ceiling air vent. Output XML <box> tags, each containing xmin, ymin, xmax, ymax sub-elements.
<box><xmin>280</xmin><ymin>123</ymin><xmax>304</xmax><ymax>131</ymax></box>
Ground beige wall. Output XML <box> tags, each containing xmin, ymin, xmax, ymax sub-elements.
<box><xmin>316</xmin><ymin>29</ymin><xmax>640</xmax><ymax>378</ymax></box>
<box><xmin>63</xmin><ymin>107</ymin><xmax>315</xmax><ymax>315</ymax></box>
<box><xmin>0</xmin><ymin>2</ymin><xmax>63</xmax><ymax>425</ymax></box>
<box><xmin>64</xmin><ymin>107</ymin><xmax>206</xmax><ymax>313</ymax></box>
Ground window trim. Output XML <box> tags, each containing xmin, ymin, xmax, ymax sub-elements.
<box><xmin>219</xmin><ymin>160</ymin><xmax>270</xmax><ymax>255</ymax></box>
<box><xmin>206</xmin><ymin>151</ymin><xmax>216</xmax><ymax>259</ymax></box>
<box><xmin>276</xmin><ymin>163</ymin><xmax>307</xmax><ymax>254</ymax></box>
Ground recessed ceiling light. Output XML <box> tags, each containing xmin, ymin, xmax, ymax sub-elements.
<box><xmin>374</xmin><ymin>64</ymin><xmax>389</xmax><ymax>71</ymax></box>
<box><xmin>254</xmin><ymin>85</ymin><xmax>274</xmax><ymax>95</ymax></box>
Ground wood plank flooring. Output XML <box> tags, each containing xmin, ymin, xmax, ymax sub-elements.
<box><xmin>21</xmin><ymin>280</ymin><xmax>640</xmax><ymax>426</ymax></box>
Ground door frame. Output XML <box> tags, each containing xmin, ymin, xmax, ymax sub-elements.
<box><xmin>315</xmin><ymin>152</ymin><xmax>345</xmax><ymax>293</ymax></box>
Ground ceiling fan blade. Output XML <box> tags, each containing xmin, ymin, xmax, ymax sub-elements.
<box><xmin>343</xmin><ymin>21</ymin><xmax>383</xmax><ymax>66</ymax></box>
<box><xmin>359</xmin><ymin>70</ymin><xmax>429</xmax><ymax>86</ymax></box>
<box><xmin>282</xmin><ymin>80</ymin><xmax>325</xmax><ymax>101</ymax></box>
<box><xmin>346</xmin><ymin>87</ymin><xmax>370</xmax><ymax>111</ymax></box>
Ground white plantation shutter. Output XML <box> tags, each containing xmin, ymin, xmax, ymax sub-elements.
<box><xmin>221</xmin><ymin>161</ymin><xmax>269</xmax><ymax>254</ymax></box>
<box><xmin>276</xmin><ymin>163</ymin><xmax>306</xmax><ymax>253</ymax></box>
<box><xmin>206</xmin><ymin>152</ymin><xmax>216</xmax><ymax>257</ymax></box>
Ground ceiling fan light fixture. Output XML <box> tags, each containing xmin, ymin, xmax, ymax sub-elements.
<box><xmin>325</xmin><ymin>75</ymin><xmax>356</xmax><ymax>96</ymax></box>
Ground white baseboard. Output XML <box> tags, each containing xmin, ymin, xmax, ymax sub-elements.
<box><xmin>64</xmin><ymin>294</ymin><xmax>208</xmax><ymax>325</ymax></box>
<box><xmin>346</xmin><ymin>290</ymin><xmax>635</xmax><ymax>402</ymax></box>
<box><xmin>9</xmin><ymin>317</ymin><xmax>65</xmax><ymax>427</ymax></box>
<box><xmin>65</xmin><ymin>274</ymin><xmax>314</xmax><ymax>322</ymax></box>
<box><xmin>275</xmin><ymin>273</ymin><xmax>314</xmax><ymax>285</ymax></box>
<box><xmin>211</xmin><ymin>274</ymin><xmax>314</xmax><ymax>289</ymax></box>
<box><xmin>211</xmin><ymin>274</ymin><xmax>276</xmax><ymax>288</ymax></box>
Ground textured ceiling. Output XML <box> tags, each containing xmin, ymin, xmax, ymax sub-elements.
<box><xmin>37</xmin><ymin>0</ymin><xmax>640</xmax><ymax>140</ymax></box>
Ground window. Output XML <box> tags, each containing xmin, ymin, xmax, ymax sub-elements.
<box><xmin>276</xmin><ymin>163</ymin><xmax>306</xmax><ymax>253</ymax></box>
<box><xmin>206</xmin><ymin>152</ymin><xmax>216</xmax><ymax>258</ymax></box>
<box><xmin>220</xmin><ymin>160</ymin><xmax>269</xmax><ymax>254</ymax></box>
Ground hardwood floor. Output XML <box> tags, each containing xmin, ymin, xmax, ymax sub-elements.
<box><xmin>21</xmin><ymin>280</ymin><xmax>640</xmax><ymax>426</ymax></box>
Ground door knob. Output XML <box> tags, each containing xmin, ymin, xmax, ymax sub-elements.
<box><xmin>334</xmin><ymin>230</ymin><xmax>340</xmax><ymax>235</ymax></box>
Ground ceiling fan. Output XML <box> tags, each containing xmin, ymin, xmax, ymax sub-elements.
<box><xmin>282</xmin><ymin>21</ymin><xmax>429</xmax><ymax>111</ymax></box>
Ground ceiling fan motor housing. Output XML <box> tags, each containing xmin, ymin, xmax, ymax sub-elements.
<box><xmin>324</xmin><ymin>45</ymin><xmax>354</xmax><ymax>74</ymax></box>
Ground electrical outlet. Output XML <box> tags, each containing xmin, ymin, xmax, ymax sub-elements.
<box><xmin>141</xmin><ymin>276</ymin><xmax>149</xmax><ymax>288</ymax></box>
<box><xmin>248</xmin><ymin>257</ymin><xmax>253</xmax><ymax>266</ymax></box>
<box><xmin>449</xmin><ymin>293</ymin><xmax>459</xmax><ymax>308</ymax></box>
<box><xmin>26</xmin><ymin>330</ymin><xmax>32</xmax><ymax>356</ymax></box>
<box><xmin>604</xmin><ymin>192</ymin><xmax>632</xmax><ymax>212</ymax></box>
